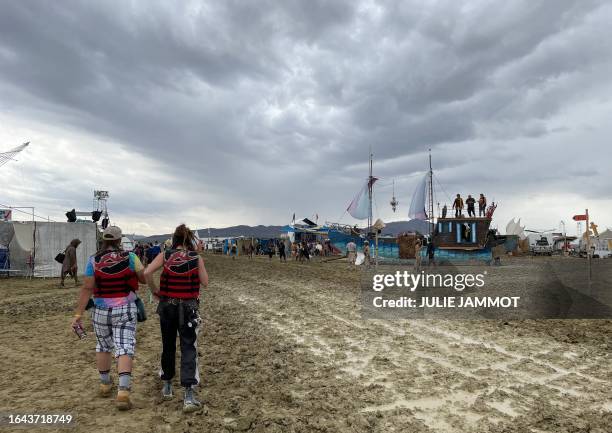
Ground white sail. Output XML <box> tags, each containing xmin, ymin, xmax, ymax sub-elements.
<box><xmin>347</xmin><ymin>178</ymin><xmax>377</xmax><ymax>220</ymax></box>
<box><xmin>408</xmin><ymin>173</ymin><xmax>428</xmax><ymax>220</ymax></box>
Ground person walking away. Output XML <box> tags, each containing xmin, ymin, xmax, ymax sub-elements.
<box><xmin>452</xmin><ymin>194</ymin><xmax>464</xmax><ymax>217</ymax></box>
<box><xmin>414</xmin><ymin>239</ymin><xmax>422</xmax><ymax>272</ymax></box>
<box><xmin>300</xmin><ymin>240</ymin><xmax>310</xmax><ymax>262</ymax></box>
<box><xmin>134</xmin><ymin>243</ymin><xmax>144</xmax><ymax>263</ymax></box>
<box><xmin>267</xmin><ymin>241</ymin><xmax>275</xmax><ymax>261</ymax></box>
<box><xmin>150</xmin><ymin>241</ymin><xmax>162</xmax><ymax>261</ymax></box>
<box><xmin>143</xmin><ymin>243</ymin><xmax>150</xmax><ymax>266</ymax></box>
<box><xmin>346</xmin><ymin>241</ymin><xmax>357</xmax><ymax>267</ymax></box>
<box><xmin>466</xmin><ymin>195</ymin><xmax>476</xmax><ymax>217</ymax></box>
<box><xmin>363</xmin><ymin>241</ymin><xmax>371</xmax><ymax>267</ymax></box>
<box><xmin>145</xmin><ymin>224</ymin><xmax>209</xmax><ymax>413</ymax></box>
<box><xmin>427</xmin><ymin>238</ymin><xmax>435</xmax><ymax>266</ymax></box>
<box><xmin>70</xmin><ymin>226</ymin><xmax>145</xmax><ymax>410</ymax></box>
<box><xmin>278</xmin><ymin>241</ymin><xmax>287</xmax><ymax>262</ymax></box>
<box><xmin>478</xmin><ymin>194</ymin><xmax>487</xmax><ymax>217</ymax></box>
<box><xmin>61</xmin><ymin>239</ymin><xmax>81</xmax><ymax>287</ymax></box>
<box><xmin>230</xmin><ymin>243</ymin><xmax>237</xmax><ymax>260</ymax></box>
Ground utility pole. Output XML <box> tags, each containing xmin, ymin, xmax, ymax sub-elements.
<box><xmin>560</xmin><ymin>220</ymin><xmax>566</xmax><ymax>254</ymax></box>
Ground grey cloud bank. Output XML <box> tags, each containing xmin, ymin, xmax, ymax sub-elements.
<box><xmin>1</xmin><ymin>0</ymin><xmax>611</xmax><ymax>234</ymax></box>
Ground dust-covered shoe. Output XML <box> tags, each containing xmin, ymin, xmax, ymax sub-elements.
<box><xmin>162</xmin><ymin>380</ymin><xmax>173</xmax><ymax>400</ymax></box>
<box><xmin>99</xmin><ymin>382</ymin><xmax>112</xmax><ymax>397</ymax></box>
<box><xmin>182</xmin><ymin>387</ymin><xmax>201</xmax><ymax>413</ymax></box>
<box><xmin>116</xmin><ymin>387</ymin><xmax>132</xmax><ymax>410</ymax></box>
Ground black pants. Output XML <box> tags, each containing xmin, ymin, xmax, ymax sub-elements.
<box><xmin>467</xmin><ymin>206</ymin><xmax>475</xmax><ymax>217</ymax></box>
<box><xmin>157</xmin><ymin>300</ymin><xmax>200</xmax><ymax>387</ymax></box>
<box><xmin>454</xmin><ymin>208</ymin><xmax>461</xmax><ymax>217</ymax></box>
<box><xmin>479</xmin><ymin>206</ymin><xmax>485</xmax><ymax>217</ymax></box>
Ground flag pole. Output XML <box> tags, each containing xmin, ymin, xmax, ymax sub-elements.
<box><xmin>586</xmin><ymin>208</ymin><xmax>591</xmax><ymax>281</ymax></box>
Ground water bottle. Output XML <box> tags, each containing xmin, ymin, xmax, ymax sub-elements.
<box><xmin>72</xmin><ymin>322</ymin><xmax>87</xmax><ymax>339</ymax></box>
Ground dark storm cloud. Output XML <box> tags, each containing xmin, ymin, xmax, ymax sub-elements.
<box><xmin>1</xmin><ymin>0</ymin><xmax>611</xmax><ymax>228</ymax></box>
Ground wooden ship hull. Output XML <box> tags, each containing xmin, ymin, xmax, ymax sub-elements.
<box><xmin>430</xmin><ymin>217</ymin><xmax>496</xmax><ymax>263</ymax></box>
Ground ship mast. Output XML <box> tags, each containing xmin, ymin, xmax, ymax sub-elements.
<box><xmin>368</xmin><ymin>148</ymin><xmax>373</xmax><ymax>235</ymax></box>
<box><xmin>428</xmin><ymin>149</ymin><xmax>434</xmax><ymax>237</ymax></box>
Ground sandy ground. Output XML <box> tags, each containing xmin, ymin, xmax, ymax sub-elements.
<box><xmin>0</xmin><ymin>254</ymin><xmax>610</xmax><ymax>433</ymax></box>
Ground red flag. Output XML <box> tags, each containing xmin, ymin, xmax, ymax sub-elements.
<box><xmin>573</xmin><ymin>214</ymin><xmax>587</xmax><ymax>221</ymax></box>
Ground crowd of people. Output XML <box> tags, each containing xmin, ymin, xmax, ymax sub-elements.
<box><xmin>222</xmin><ymin>237</ymin><xmax>379</xmax><ymax>268</ymax></box>
<box><xmin>132</xmin><ymin>241</ymin><xmax>162</xmax><ymax>265</ymax></box>
<box><xmin>70</xmin><ymin>224</ymin><xmax>208</xmax><ymax>413</ymax></box>
<box><xmin>226</xmin><ymin>238</ymin><xmax>338</xmax><ymax>262</ymax></box>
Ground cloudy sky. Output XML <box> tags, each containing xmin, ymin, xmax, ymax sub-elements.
<box><xmin>1</xmin><ymin>0</ymin><xmax>611</xmax><ymax>235</ymax></box>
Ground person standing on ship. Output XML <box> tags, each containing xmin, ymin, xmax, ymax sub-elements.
<box><xmin>478</xmin><ymin>193</ymin><xmax>487</xmax><ymax>217</ymax></box>
<box><xmin>466</xmin><ymin>195</ymin><xmax>476</xmax><ymax>217</ymax></box>
<box><xmin>452</xmin><ymin>194</ymin><xmax>464</xmax><ymax>218</ymax></box>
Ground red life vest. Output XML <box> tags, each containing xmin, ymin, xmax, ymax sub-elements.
<box><xmin>159</xmin><ymin>249</ymin><xmax>200</xmax><ymax>299</ymax></box>
<box><xmin>93</xmin><ymin>250</ymin><xmax>138</xmax><ymax>298</ymax></box>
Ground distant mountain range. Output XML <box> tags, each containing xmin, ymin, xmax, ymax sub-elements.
<box><xmin>136</xmin><ymin>220</ymin><xmax>430</xmax><ymax>243</ymax></box>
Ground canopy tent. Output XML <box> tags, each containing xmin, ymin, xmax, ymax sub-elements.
<box><xmin>0</xmin><ymin>221</ymin><xmax>98</xmax><ymax>277</ymax></box>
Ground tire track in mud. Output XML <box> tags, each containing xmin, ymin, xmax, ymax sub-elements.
<box><xmin>218</xmin><ymin>259</ymin><xmax>612</xmax><ymax>432</ymax></box>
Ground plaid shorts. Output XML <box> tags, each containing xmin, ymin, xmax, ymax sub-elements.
<box><xmin>91</xmin><ymin>302</ymin><xmax>137</xmax><ymax>357</ymax></box>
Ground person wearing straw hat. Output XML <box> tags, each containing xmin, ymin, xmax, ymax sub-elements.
<box><xmin>70</xmin><ymin>226</ymin><xmax>146</xmax><ymax>410</ymax></box>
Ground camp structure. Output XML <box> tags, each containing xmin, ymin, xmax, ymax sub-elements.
<box><xmin>580</xmin><ymin>227</ymin><xmax>612</xmax><ymax>258</ymax></box>
<box><xmin>0</xmin><ymin>221</ymin><xmax>98</xmax><ymax>277</ymax></box>
<box><xmin>597</xmin><ymin>228</ymin><xmax>612</xmax><ymax>252</ymax></box>
<box><xmin>282</xmin><ymin>218</ymin><xmax>327</xmax><ymax>244</ymax></box>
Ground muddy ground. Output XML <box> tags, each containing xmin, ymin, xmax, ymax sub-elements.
<box><xmin>0</xmin><ymin>255</ymin><xmax>610</xmax><ymax>433</ymax></box>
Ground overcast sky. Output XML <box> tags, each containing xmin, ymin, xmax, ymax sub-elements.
<box><xmin>1</xmin><ymin>0</ymin><xmax>611</xmax><ymax>235</ymax></box>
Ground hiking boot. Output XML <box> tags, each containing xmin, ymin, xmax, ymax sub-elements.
<box><xmin>116</xmin><ymin>388</ymin><xmax>132</xmax><ymax>410</ymax></box>
<box><xmin>162</xmin><ymin>380</ymin><xmax>173</xmax><ymax>400</ymax></box>
<box><xmin>99</xmin><ymin>382</ymin><xmax>112</xmax><ymax>397</ymax></box>
<box><xmin>183</xmin><ymin>387</ymin><xmax>201</xmax><ymax>413</ymax></box>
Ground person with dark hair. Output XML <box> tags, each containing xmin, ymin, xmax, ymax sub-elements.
<box><xmin>70</xmin><ymin>226</ymin><xmax>146</xmax><ymax>410</ymax></box>
<box><xmin>145</xmin><ymin>224</ymin><xmax>208</xmax><ymax>413</ymax></box>
<box><xmin>61</xmin><ymin>238</ymin><xmax>81</xmax><ymax>287</ymax></box>
<box><xmin>466</xmin><ymin>195</ymin><xmax>476</xmax><ymax>217</ymax></box>
<box><xmin>363</xmin><ymin>241</ymin><xmax>371</xmax><ymax>267</ymax></box>
<box><xmin>478</xmin><ymin>193</ymin><xmax>487</xmax><ymax>217</ymax></box>
<box><xmin>133</xmin><ymin>243</ymin><xmax>144</xmax><ymax>263</ymax></box>
<box><xmin>147</xmin><ymin>241</ymin><xmax>161</xmax><ymax>263</ymax></box>
<box><xmin>300</xmin><ymin>240</ymin><xmax>310</xmax><ymax>262</ymax></box>
<box><xmin>452</xmin><ymin>194</ymin><xmax>464</xmax><ymax>217</ymax></box>
<box><xmin>278</xmin><ymin>240</ymin><xmax>287</xmax><ymax>262</ymax></box>
<box><xmin>267</xmin><ymin>240</ymin><xmax>275</xmax><ymax>261</ymax></box>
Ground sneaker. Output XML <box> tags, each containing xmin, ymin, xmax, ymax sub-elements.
<box><xmin>162</xmin><ymin>380</ymin><xmax>173</xmax><ymax>400</ymax></box>
<box><xmin>183</xmin><ymin>387</ymin><xmax>201</xmax><ymax>413</ymax></box>
<box><xmin>116</xmin><ymin>388</ymin><xmax>132</xmax><ymax>410</ymax></box>
<box><xmin>99</xmin><ymin>382</ymin><xmax>112</xmax><ymax>397</ymax></box>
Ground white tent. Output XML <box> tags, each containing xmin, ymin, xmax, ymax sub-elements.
<box><xmin>0</xmin><ymin>221</ymin><xmax>98</xmax><ymax>277</ymax></box>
